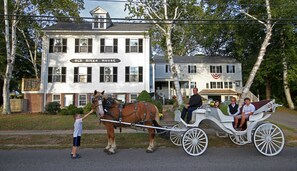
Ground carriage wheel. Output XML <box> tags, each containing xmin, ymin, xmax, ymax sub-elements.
<box><xmin>170</xmin><ymin>123</ymin><xmax>185</xmax><ymax>146</ymax></box>
<box><xmin>182</xmin><ymin>128</ymin><xmax>208</xmax><ymax>156</ymax></box>
<box><xmin>229</xmin><ymin>133</ymin><xmax>248</xmax><ymax>145</ymax></box>
<box><xmin>253</xmin><ymin>123</ymin><xmax>285</xmax><ymax>156</ymax></box>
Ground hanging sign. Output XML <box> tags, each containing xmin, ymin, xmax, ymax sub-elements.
<box><xmin>70</xmin><ymin>58</ymin><xmax>121</xmax><ymax>63</ymax></box>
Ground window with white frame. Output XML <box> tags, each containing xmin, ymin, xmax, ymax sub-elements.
<box><xmin>48</xmin><ymin>67</ymin><xmax>66</xmax><ymax>83</ymax></box>
<box><xmin>100</xmin><ymin>38</ymin><xmax>118</xmax><ymax>53</ymax></box>
<box><xmin>125</xmin><ymin>38</ymin><xmax>143</xmax><ymax>53</ymax></box>
<box><xmin>99</xmin><ymin>15</ymin><xmax>104</xmax><ymax>28</ymax></box>
<box><xmin>210</xmin><ymin>82</ymin><xmax>223</xmax><ymax>89</ymax></box>
<box><xmin>226</xmin><ymin>65</ymin><xmax>235</xmax><ymax>73</ymax></box>
<box><xmin>188</xmin><ymin>65</ymin><xmax>197</xmax><ymax>73</ymax></box>
<box><xmin>75</xmin><ymin>38</ymin><xmax>92</xmax><ymax>53</ymax></box>
<box><xmin>235</xmin><ymin>80</ymin><xmax>241</xmax><ymax>87</ymax></box>
<box><xmin>78</xmin><ymin>94</ymin><xmax>87</xmax><ymax>106</ymax></box>
<box><xmin>99</xmin><ymin>67</ymin><xmax>118</xmax><ymax>82</ymax></box>
<box><xmin>74</xmin><ymin>67</ymin><xmax>92</xmax><ymax>83</ymax></box>
<box><xmin>190</xmin><ymin>81</ymin><xmax>196</xmax><ymax>88</ymax></box>
<box><xmin>93</xmin><ymin>15</ymin><xmax>99</xmax><ymax>29</ymax></box>
<box><xmin>52</xmin><ymin>94</ymin><xmax>61</xmax><ymax>104</ymax></box>
<box><xmin>130</xmin><ymin>94</ymin><xmax>138</xmax><ymax>103</ymax></box>
<box><xmin>225</xmin><ymin>96</ymin><xmax>232</xmax><ymax>101</ymax></box>
<box><xmin>224</xmin><ymin>82</ymin><xmax>233</xmax><ymax>89</ymax></box>
<box><xmin>210</xmin><ymin>65</ymin><xmax>222</xmax><ymax>73</ymax></box>
<box><xmin>49</xmin><ymin>38</ymin><xmax>67</xmax><ymax>53</ymax></box>
<box><xmin>125</xmin><ymin>66</ymin><xmax>143</xmax><ymax>82</ymax></box>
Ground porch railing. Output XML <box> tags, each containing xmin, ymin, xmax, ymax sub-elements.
<box><xmin>22</xmin><ymin>78</ymin><xmax>41</xmax><ymax>91</ymax></box>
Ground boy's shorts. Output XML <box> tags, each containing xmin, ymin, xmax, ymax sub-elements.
<box><xmin>73</xmin><ymin>136</ymin><xmax>81</xmax><ymax>147</ymax></box>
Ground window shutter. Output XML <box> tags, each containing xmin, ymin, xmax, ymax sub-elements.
<box><xmin>88</xmin><ymin>39</ymin><xmax>92</xmax><ymax>53</ymax></box>
<box><xmin>113</xmin><ymin>67</ymin><xmax>117</xmax><ymax>82</ymax></box>
<box><xmin>75</xmin><ymin>39</ymin><xmax>79</xmax><ymax>53</ymax></box>
<box><xmin>48</xmin><ymin>67</ymin><xmax>53</xmax><ymax>83</ymax></box>
<box><xmin>62</xmin><ymin>39</ymin><xmax>67</xmax><ymax>53</ymax></box>
<box><xmin>62</xmin><ymin>67</ymin><xmax>66</xmax><ymax>83</ymax></box>
<box><xmin>227</xmin><ymin>65</ymin><xmax>229</xmax><ymax>73</ymax></box>
<box><xmin>139</xmin><ymin>66</ymin><xmax>143</xmax><ymax>82</ymax></box>
<box><xmin>188</xmin><ymin>65</ymin><xmax>190</xmax><ymax>73</ymax></box>
<box><xmin>194</xmin><ymin>66</ymin><xmax>196</xmax><ymax>73</ymax></box>
<box><xmin>233</xmin><ymin>65</ymin><xmax>235</xmax><ymax>73</ymax></box>
<box><xmin>100</xmin><ymin>67</ymin><xmax>104</xmax><ymax>82</ymax></box>
<box><xmin>87</xmin><ymin>67</ymin><xmax>92</xmax><ymax>83</ymax></box>
<box><xmin>125</xmin><ymin>39</ymin><xmax>130</xmax><ymax>53</ymax></box>
<box><xmin>125</xmin><ymin>67</ymin><xmax>129</xmax><ymax>82</ymax></box>
<box><xmin>49</xmin><ymin>39</ymin><xmax>54</xmax><ymax>53</ymax></box>
<box><xmin>74</xmin><ymin>67</ymin><xmax>79</xmax><ymax>83</ymax></box>
<box><xmin>113</xmin><ymin>39</ymin><xmax>118</xmax><ymax>53</ymax></box>
<box><xmin>138</xmin><ymin>39</ymin><xmax>143</xmax><ymax>53</ymax></box>
<box><xmin>100</xmin><ymin>39</ymin><xmax>105</xmax><ymax>53</ymax></box>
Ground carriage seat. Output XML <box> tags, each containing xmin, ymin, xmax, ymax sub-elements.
<box><xmin>241</xmin><ymin>100</ymin><xmax>272</xmax><ymax>121</ymax></box>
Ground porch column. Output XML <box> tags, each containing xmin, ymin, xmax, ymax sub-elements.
<box><xmin>168</xmin><ymin>80</ymin><xmax>171</xmax><ymax>99</ymax></box>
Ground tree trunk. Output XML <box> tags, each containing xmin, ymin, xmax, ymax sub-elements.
<box><xmin>2</xmin><ymin>0</ymin><xmax>18</xmax><ymax>114</ymax></box>
<box><xmin>283</xmin><ymin>58</ymin><xmax>295</xmax><ymax>109</ymax></box>
<box><xmin>165</xmin><ymin>31</ymin><xmax>183</xmax><ymax>105</ymax></box>
<box><xmin>239</xmin><ymin>26</ymin><xmax>273</xmax><ymax>105</ymax></box>
<box><xmin>265</xmin><ymin>78</ymin><xmax>271</xmax><ymax>100</ymax></box>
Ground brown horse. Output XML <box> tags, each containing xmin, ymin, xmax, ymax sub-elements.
<box><xmin>91</xmin><ymin>90</ymin><xmax>160</xmax><ymax>154</ymax></box>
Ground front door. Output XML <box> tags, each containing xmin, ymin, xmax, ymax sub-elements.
<box><xmin>64</xmin><ymin>94</ymin><xmax>74</xmax><ymax>107</ymax></box>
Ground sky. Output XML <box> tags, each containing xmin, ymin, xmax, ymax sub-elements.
<box><xmin>80</xmin><ymin>0</ymin><xmax>128</xmax><ymax>18</ymax></box>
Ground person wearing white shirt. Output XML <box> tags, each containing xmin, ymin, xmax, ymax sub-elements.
<box><xmin>234</xmin><ymin>98</ymin><xmax>255</xmax><ymax>131</ymax></box>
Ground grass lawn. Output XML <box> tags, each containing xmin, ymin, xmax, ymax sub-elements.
<box><xmin>0</xmin><ymin>113</ymin><xmax>100</xmax><ymax>130</ymax></box>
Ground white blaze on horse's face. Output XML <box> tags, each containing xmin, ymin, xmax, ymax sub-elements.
<box><xmin>97</xmin><ymin>96</ymin><xmax>104</xmax><ymax>117</ymax></box>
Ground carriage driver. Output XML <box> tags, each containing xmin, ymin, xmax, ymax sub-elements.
<box><xmin>181</xmin><ymin>87</ymin><xmax>202</xmax><ymax>123</ymax></box>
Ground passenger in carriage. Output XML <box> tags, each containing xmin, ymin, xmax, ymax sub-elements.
<box><xmin>234</xmin><ymin>97</ymin><xmax>256</xmax><ymax>131</ymax></box>
<box><xmin>181</xmin><ymin>87</ymin><xmax>202</xmax><ymax>124</ymax></box>
<box><xmin>227</xmin><ymin>97</ymin><xmax>240</xmax><ymax>117</ymax></box>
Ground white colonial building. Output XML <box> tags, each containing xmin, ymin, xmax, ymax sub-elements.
<box><xmin>154</xmin><ymin>56</ymin><xmax>243</xmax><ymax>102</ymax></box>
<box><xmin>22</xmin><ymin>6</ymin><xmax>153</xmax><ymax>112</ymax></box>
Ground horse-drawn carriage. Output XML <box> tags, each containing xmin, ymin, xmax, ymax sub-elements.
<box><xmin>169</xmin><ymin>99</ymin><xmax>285</xmax><ymax>157</ymax></box>
<box><xmin>92</xmin><ymin>91</ymin><xmax>284</xmax><ymax>157</ymax></box>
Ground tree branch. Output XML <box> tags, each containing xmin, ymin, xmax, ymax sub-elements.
<box><xmin>240</xmin><ymin>10</ymin><xmax>266</xmax><ymax>26</ymax></box>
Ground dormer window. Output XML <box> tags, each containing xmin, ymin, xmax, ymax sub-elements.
<box><xmin>93</xmin><ymin>14</ymin><xmax>105</xmax><ymax>29</ymax></box>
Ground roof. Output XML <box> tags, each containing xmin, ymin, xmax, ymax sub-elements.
<box><xmin>154</xmin><ymin>56</ymin><xmax>240</xmax><ymax>64</ymax></box>
<box><xmin>43</xmin><ymin>22</ymin><xmax>152</xmax><ymax>32</ymax></box>
<box><xmin>199</xmin><ymin>89</ymin><xmax>239</xmax><ymax>95</ymax></box>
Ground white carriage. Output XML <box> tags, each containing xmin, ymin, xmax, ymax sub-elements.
<box><xmin>169</xmin><ymin>99</ymin><xmax>285</xmax><ymax>157</ymax></box>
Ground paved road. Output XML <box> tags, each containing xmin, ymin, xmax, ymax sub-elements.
<box><xmin>0</xmin><ymin>147</ymin><xmax>296</xmax><ymax>171</ymax></box>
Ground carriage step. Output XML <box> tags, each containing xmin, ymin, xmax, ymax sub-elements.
<box><xmin>215</xmin><ymin>132</ymin><xmax>228</xmax><ymax>138</ymax></box>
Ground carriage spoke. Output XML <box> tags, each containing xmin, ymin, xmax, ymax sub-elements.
<box><xmin>271</xmin><ymin>131</ymin><xmax>281</xmax><ymax>138</ymax></box>
<box><xmin>271</xmin><ymin>141</ymin><xmax>281</xmax><ymax>149</ymax></box>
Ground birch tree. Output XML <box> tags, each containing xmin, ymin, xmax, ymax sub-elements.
<box><xmin>2</xmin><ymin>0</ymin><xmax>84</xmax><ymax>114</ymax></box>
<box><xmin>2</xmin><ymin>0</ymin><xmax>20</xmax><ymax>114</ymax></box>
<box><xmin>126</xmin><ymin>0</ymin><xmax>200</xmax><ymax>106</ymax></box>
<box><xmin>239</xmin><ymin>0</ymin><xmax>275</xmax><ymax>104</ymax></box>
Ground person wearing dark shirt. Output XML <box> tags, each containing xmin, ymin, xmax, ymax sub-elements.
<box><xmin>181</xmin><ymin>88</ymin><xmax>202</xmax><ymax>123</ymax></box>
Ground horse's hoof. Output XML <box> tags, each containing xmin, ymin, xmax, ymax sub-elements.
<box><xmin>107</xmin><ymin>151</ymin><xmax>116</xmax><ymax>155</ymax></box>
<box><xmin>146</xmin><ymin>149</ymin><xmax>154</xmax><ymax>153</ymax></box>
<box><xmin>103</xmin><ymin>149</ymin><xmax>109</xmax><ymax>153</ymax></box>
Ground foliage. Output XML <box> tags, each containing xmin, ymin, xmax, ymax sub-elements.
<box><xmin>136</xmin><ymin>90</ymin><xmax>163</xmax><ymax>113</ymax></box>
<box><xmin>83</xmin><ymin>103</ymin><xmax>93</xmax><ymax>114</ymax></box>
<box><xmin>59</xmin><ymin>104</ymin><xmax>83</xmax><ymax>115</ymax></box>
<box><xmin>45</xmin><ymin>102</ymin><xmax>61</xmax><ymax>114</ymax></box>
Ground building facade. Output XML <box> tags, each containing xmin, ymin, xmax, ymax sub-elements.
<box><xmin>154</xmin><ymin>56</ymin><xmax>243</xmax><ymax>102</ymax></box>
<box><xmin>22</xmin><ymin>6</ymin><xmax>152</xmax><ymax>112</ymax></box>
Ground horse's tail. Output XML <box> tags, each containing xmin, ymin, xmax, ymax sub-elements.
<box><xmin>151</xmin><ymin>104</ymin><xmax>168</xmax><ymax>137</ymax></box>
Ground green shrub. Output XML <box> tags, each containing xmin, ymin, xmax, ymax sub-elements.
<box><xmin>136</xmin><ymin>90</ymin><xmax>163</xmax><ymax>113</ymax></box>
<box><xmin>152</xmin><ymin>100</ymin><xmax>163</xmax><ymax>113</ymax></box>
<box><xmin>59</xmin><ymin>108</ymin><xmax>69</xmax><ymax>115</ymax></box>
<box><xmin>136</xmin><ymin>90</ymin><xmax>152</xmax><ymax>102</ymax></box>
<box><xmin>45</xmin><ymin>102</ymin><xmax>61</xmax><ymax>114</ymax></box>
<box><xmin>83</xmin><ymin>103</ymin><xmax>93</xmax><ymax>113</ymax></box>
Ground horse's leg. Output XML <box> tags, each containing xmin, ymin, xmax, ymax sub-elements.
<box><xmin>104</xmin><ymin>123</ymin><xmax>112</xmax><ymax>153</ymax></box>
<box><xmin>146</xmin><ymin>128</ymin><xmax>156</xmax><ymax>153</ymax></box>
<box><xmin>105</xmin><ymin>123</ymin><xmax>116</xmax><ymax>154</ymax></box>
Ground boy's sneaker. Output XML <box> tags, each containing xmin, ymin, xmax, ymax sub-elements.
<box><xmin>71</xmin><ymin>154</ymin><xmax>81</xmax><ymax>159</ymax></box>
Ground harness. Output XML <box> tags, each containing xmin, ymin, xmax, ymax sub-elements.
<box><xmin>102</xmin><ymin>100</ymin><xmax>155</xmax><ymax>132</ymax></box>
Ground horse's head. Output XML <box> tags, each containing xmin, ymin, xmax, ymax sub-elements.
<box><xmin>92</xmin><ymin>90</ymin><xmax>105</xmax><ymax>117</ymax></box>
